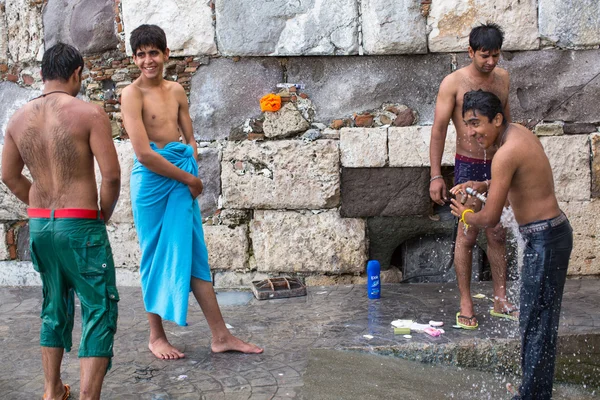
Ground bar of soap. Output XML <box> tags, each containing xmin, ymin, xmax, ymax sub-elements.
<box><xmin>394</xmin><ymin>327</ymin><xmax>411</xmax><ymax>335</ymax></box>
<box><xmin>429</xmin><ymin>320</ymin><xmax>444</xmax><ymax>327</ymax></box>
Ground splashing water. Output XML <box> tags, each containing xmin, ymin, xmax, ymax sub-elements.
<box><xmin>500</xmin><ymin>206</ymin><xmax>525</xmax><ymax>300</ymax></box>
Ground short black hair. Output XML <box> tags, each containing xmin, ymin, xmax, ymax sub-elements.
<box><xmin>463</xmin><ymin>90</ymin><xmax>505</xmax><ymax>124</ymax></box>
<box><xmin>469</xmin><ymin>23</ymin><xmax>504</xmax><ymax>52</ymax></box>
<box><xmin>130</xmin><ymin>24</ymin><xmax>167</xmax><ymax>54</ymax></box>
<box><xmin>41</xmin><ymin>43</ymin><xmax>84</xmax><ymax>82</ymax></box>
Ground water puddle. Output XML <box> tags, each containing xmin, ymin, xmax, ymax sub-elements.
<box><xmin>215</xmin><ymin>291</ymin><xmax>254</xmax><ymax>306</ymax></box>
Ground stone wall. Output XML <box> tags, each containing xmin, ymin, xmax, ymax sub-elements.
<box><xmin>0</xmin><ymin>0</ymin><xmax>599</xmax><ymax>286</ymax></box>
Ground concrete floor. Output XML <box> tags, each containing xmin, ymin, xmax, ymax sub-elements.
<box><xmin>0</xmin><ymin>281</ymin><xmax>598</xmax><ymax>399</ymax></box>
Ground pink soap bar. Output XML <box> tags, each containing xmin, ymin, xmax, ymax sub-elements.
<box><xmin>424</xmin><ymin>327</ymin><xmax>441</xmax><ymax>337</ymax></box>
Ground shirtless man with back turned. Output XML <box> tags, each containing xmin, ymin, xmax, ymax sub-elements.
<box><xmin>121</xmin><ymin>24</ymin><xmax>262</xmax><ymax>359</ymax></box>
<box><xmin>450</xmin><ymin>90</ymin><xmax>572</xmax><ymax>400</ymax></box>
<box><xmin>429</xmin><ymin>23</ymin><xmax>517</xmax><ymax>329</ymax></box>
<box><xmin>2</xmin><ymin>43</ymin><xmax>121</xmax><ymax>400</ymax></box>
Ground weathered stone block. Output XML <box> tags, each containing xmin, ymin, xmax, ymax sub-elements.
<box><xmin>0</xmin><ymin>261</ymin><xmax>41</xmax><ymax>285</ymax></box>
<box><xmin>534</xmin><ymin>122</ymin><xmax>564</xmax><ymax>137</ymax></box>
<box><xmin>263</xmin><ymin>103</ymin><xmax>310</xmax><ymax>139</ymax></box>
<box><xmin>286</xmin><ymin>55</ymin><xmax>451</xmax><ymax>125</ymax></box>
<box><xmin>499</xmin><ymin>49</ymin><xmax>600</xmax><ymax>124</ymax></box>
<box><xmin>427</xmin><ymin>0</ymin><xmax>539</xmax><ymax>52</ymax></box>
<box><xmin>213</xmin><ymin>271</ymin><xmax>270</xmax><ymax>289</ymax></box>
<box><xmin>43</xmin><ymin>0</ymin><xmax>118</xmax><ymax>55</ymax></box>
<box><xmin>105</xmin><ymin>223</ymin><xmax>141</xmax><ymax>269</ymax></box>
<box><xmin>216</xmin><ymin>0</ymin><xmax>359</xmax><ymax>56</ymax></box>
<box><xmin>340</xmin><ymin>128</ymin><xmax>387</xmax><ymax>167</ymax></box>
<box><xmin>559</xmin><ymin>200</ymin><xmax>600</xmax><ymax>275</ymax></box>
<box><xmin>6</xmin><ymin>0</ymin><xmax>44</xmax><ymax>63</ymax></box>
<box><xmin>0</xmin><ymin>5</ymin><xmax>7</xmax><ymax>63</ymax></box>
<box><xmin>305</xmin><ymin>274</ymin><xmax>367</xmax><ymax>286</ymax></box>
<box><xmin>122</xmin><ymin>0</ymin><xmax>216</xmax><ymax>56</ymax></box>
<box><xmin>222</xmin><ymin>140</ymin><xmax>340</xmax><ymax>209</ymax></box>
<box><xmin>189</xmin><ymin>58</ymin><xmax>283</xmax><ymax>141</ymax></box>
<box><xmin>0</xmin><ymin>82</ymin><xmax>40</xmax><ymax>144</ymax></box>
<box><xmin>198</xmin><ymin>147</ymin><xmax>221</xmax><ymax>218</ymax></box>
<box><xmin>388</xmin><ymin>125</ymin><xmax>456</xmax><ymax>167</ymax></box>
<box><xmin>0</xmin><ymin>224</ymin><xmax>8</xmax><ymax>260</ymax></box>
<box><xmin>539</xmin><ymin>0</ymin><xmax>600</xmax><ymax>48</ymax></box>
<box><xmin>340</xmin><ymin>168</ymin><xmax>430</xmax><ymax>217</ymax></box>
<box><xmin>98</xmin><ymin>141</ymin><xmax>135</xmax><ymax>224</ymax></box>
<box><xmin>360</xmin><ymin>0</ymin><xmax>427</xmax><ymax>54</ymax></box>
<box><xmin>540</xmin><ymin>135</ymin><xmax>590</xmax><ymax>202</ymax></box>
<box><xmin>250</xmin><ymin>210</ymin><xmax>367</xmax><ymax>274</ymax></box>
<box><xmin>591</xmin><ymin>133</ymin><xmax>600</xmax><ymax>198</ymax></box>
<box><xmin>16</xmin><ymin>223</ymin><xmax>29</xmax><ymax>261</ymax></box>
<box><xmin>204</xmin><ymin>225</ymin><xmax>248</xmax><ymax>271</ymax></box>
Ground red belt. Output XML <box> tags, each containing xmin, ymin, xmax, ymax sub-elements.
<box><xmin>28</xmin><ymin>208</ymin><xmax>103</xmax><ymax>220</ymax></box>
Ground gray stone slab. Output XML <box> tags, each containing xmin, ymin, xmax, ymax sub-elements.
<box><xmin>286</xmin><ymin>54</ymin><xmax>452</xmax><ymax>125</ymax></box>
<box><xmin>215</xmin><ymin>0</ymin><xmax>359</xmax><ymax>56</ymax></box>
<box><xmin>1</xmin><ymin>281</ymin><xmax>598</xmax><ymax>398</ymax></box>
<box><xmin>340</xmin><ymin>167</ymin><xmax>430</xmax><ymax>217</ymax></box>
<box><xmin>43</xmin><ymin>0</ymin><xmax>118</xmax><ymax>55</ymax></box>
<box><xmin>197</xmin><ymin>147</ymin><xmax>221</xmax><ymax>218</ymax></box>
<box><xmin>470</xmin><ymin>49</ymin><xmax>600</xmax><ymax>124</ymax></box>
<box><xmin>189</xmin><ymin>58</ymin><xmax>283</xmax><ymax>141</ymax></box>
<box><xmin>122</xmin><ymin>0</ymin><xmax>216</xmax><ymax>56</ymax></box>
<box><xmin>16</xmin><ymin>223</ymin><xmax>29</xmax><ymax>261</ymax></box>
<box><xmin>0</xmin><ymin>82</ymin><xmax>39</xmax><ymax>144</ymax></box>
<box><xmin>360</xmin><ymin>0</ymin><xmax>427</xmax><ymax>55</ymax></box>
<box><xmin>539</xmin><ymin>0</ymin><xmax>600</xmax><ymax>47</ymax></box>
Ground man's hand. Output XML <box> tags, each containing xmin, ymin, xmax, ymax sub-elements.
<box><xmin>429</xmin><ymin>178</ymin><xmax>447</xmax><ymax>206</ymax></box>
<box><xmin>449</xmin><ymin>180</ymin><xmax>488</xmax><ymax>198</ymax></box>
<box><xmin>188</xmin><ymin>177</ymin><xmax>203</xmax><ymax>199</ymax></box>
<box><xmin>449</xmin><ymin>198</ymin><xmax>469</xmax><ymax>219</ymax></box>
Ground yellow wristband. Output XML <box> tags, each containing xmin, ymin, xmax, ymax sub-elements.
<box><xmin>461</xmin><ymin>209</ymin><xmax>474</xmax><ymax>227</ymax></box>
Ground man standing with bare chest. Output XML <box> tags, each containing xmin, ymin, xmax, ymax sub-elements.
<box><xmin>121</xmin><ymin>24</ymin><xmax>262</xmax><ymax>360</ymax></box>
<box><xmin>429</xmin><ymin>23</ymin><xmax>517</xmax><ymax>329</ymax></box>
<box><xmin>2</xmin><ymin>43</ymin><xmax>121</xmax><ymax>399</ymax></box>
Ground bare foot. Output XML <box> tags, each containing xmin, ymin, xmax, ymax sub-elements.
<box><xmin>494</xmin><ymin>298</ymin><xmax>519</xmax><ymax>319</ymax></box>
<box><xmin>149</xmin><ymin>337</ymin><xmax>185</xmax><ymax>360</ymax></box>
<box><xmin>212</xmin><ymin>334</ymin><xmax>264</xmax><ymax>354</ymax></box>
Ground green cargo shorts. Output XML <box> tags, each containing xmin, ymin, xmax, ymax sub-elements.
<box><xmin>29</xmin><ymin>213</ymin><xmax>119</xmax><ymax>368</ymax></box>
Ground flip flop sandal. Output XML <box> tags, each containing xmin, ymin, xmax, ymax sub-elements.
<box><xmin>489</xmin><ymin>308</ymin><xmax>519</xmax><ymax>322</ymax></box>
<box><xmin>455</xmin><ymin>312</ymin><xmax>479</xmax><ymax>330</ymax></box>
<box><xmin>43</xmin><ymin>383</ymin><xmax>70</xmax><ymax>400</ymax></box>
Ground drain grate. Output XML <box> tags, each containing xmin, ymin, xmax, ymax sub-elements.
<box><xmin>251</xmin><ymin>277</ymin><xmax>307</xmax><ymax>300</ymax></box>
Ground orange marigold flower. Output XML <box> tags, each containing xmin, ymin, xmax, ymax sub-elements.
<box><xmin>260</xmin><ymin>93</ymin><xmax>282</xmax><ymax>112</ymax></box>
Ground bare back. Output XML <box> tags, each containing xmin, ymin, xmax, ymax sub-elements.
<box><xmin>493</xmin><ymin>124</ymin><xmax>560</xmax><ymax>225</ymax></box>
<box><xmin>5</xmin><ymin>95</ymin><xmax>102</xmax><ymax>209</ymax></box>
<box><xmin>130</xmin><ymin>79</ymin><xmax>182</xmax><ymax>147</ymax></box>
<box><xmin>452</xmin><ymin>66</ymin><xmax>510</xmax><ymax>159</ymax></box>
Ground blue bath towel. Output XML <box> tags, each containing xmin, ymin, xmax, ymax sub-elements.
<box><xmin>131</xmin><ymin>142</ymin><xmax>212</xmax><ymax>326</ymax></box>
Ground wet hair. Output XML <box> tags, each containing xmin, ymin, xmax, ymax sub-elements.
<box><xmin>462</xmin><ymin>90</ymin><xmax>505</xmax><ymax>124</ymax></box>
<box><xmin>469</xmin><ymin>23</ymin><xmax>504</xmax><ymax>52</ymax></box>
<box><xmin>130</xmin><ymin>24</ymin><xmax>167</xmax><ymax>54</ymax></box>
<box><xmin>41</xmin><ymin>43</ymin><xmax>84</xmax><ymax>82</ymax></box>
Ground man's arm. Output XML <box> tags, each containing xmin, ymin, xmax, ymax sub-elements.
<box><xmin>175</xmin><ymin>84</ymin><xmax>198</xmax><ymax>161</ymax></box>
<box><xmin>1</xmin><ymin>125</ymin><xmax>31</xmax><ymax>205</ymax></box>
<box><xmin>89</xmin><ymin>106</ymin><xmax>121</xmax><ymax>222</ymax></box>
<box><xmin>450</xmin><ymin>147</ymin><xmax>515</xmax><ymax>228</ymax></box>
<box><xmin>429</xmin><ymin>76</ymin><xmax>456</xmax><ymax>205</ymax></box>
<box><xmin>121</xmin><ymin>85</ymin><xmax>202</xmax><ymax>197</ymax></box>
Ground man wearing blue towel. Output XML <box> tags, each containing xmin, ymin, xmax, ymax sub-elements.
<box><xmin>122</xmin><ymin>24</ymin><xmax>263</xmax><ymax>359</ymax></box>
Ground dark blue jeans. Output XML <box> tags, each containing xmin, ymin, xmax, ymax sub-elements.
<box><xmin>514</xmin><ymin>216</ymin><xmax>573</xmax><ymax>400</ymax></box>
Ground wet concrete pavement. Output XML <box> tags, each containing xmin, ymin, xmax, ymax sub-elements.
<box><xmin>1</xmin><ymin>281</ymin><xmax>598</xmax><ymax>399</ymax></box>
